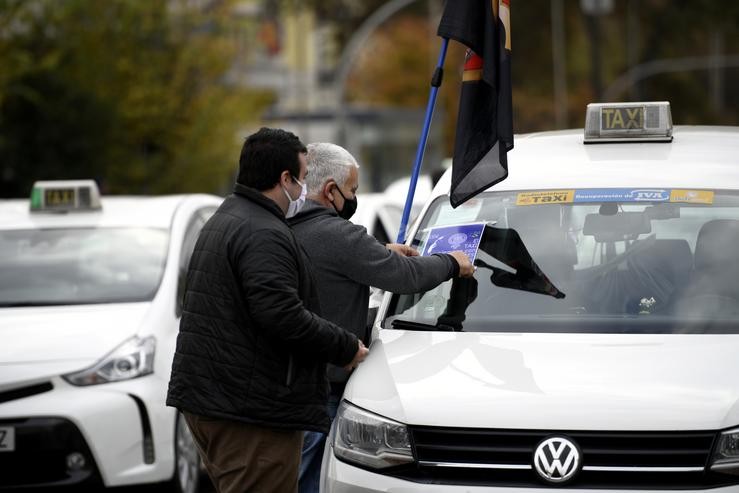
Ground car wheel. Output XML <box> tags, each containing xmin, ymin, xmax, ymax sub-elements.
<box><xmin>172</xmin><ymin>413</ymin><xmax>201</xmax><ymax>493</ymax></box>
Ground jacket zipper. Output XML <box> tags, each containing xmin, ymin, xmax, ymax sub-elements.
<box><xmin>286</xmin><ymin>354</ymin><xmax>294</xmax><ymax>387</ymax></box>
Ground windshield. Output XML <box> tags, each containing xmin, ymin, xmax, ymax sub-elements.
<box><xmin>0</xmin><ymin>227</ymin><xmax>169</xmax><ymax>306</ymax></box>
<box><xmin>386</xmin><ymin>189</ymin><xmax>739</xmax><ymax>334</ymax></box>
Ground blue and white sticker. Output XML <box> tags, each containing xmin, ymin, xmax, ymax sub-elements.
<box><xmin>422</xmin><ymin>222</ymin><xmax>486</xmax><ymax>263</ymax></box>
<box><xmin>573</xmin><ymin>188</ymin><xmax>670</xmax><ymax>203</ymax></box>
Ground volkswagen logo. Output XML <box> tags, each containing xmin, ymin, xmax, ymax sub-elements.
<box><xmin>533</xmin><ymin>436</ymin><xmax>582</xmax><ymax>484</ymax></box>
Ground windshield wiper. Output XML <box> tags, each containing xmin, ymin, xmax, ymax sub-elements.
<box><xmin>0</xmin><ymin>301</ymin><xmax>68</xmax><ymax>308</ymax></box>
<box><xmin>0</xmin><ymin>299</ymin><xmax>143</xmax><ymax>307</ymax></box>
<box><xmin>390</xmin><ymin>319</ymin><xmax>454</xmax><ymax>331</ymax></box>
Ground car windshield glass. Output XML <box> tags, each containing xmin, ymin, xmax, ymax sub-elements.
<box><xmin>0</xmin><ymin>227</ymin><xmax>169</xmax><ymax>306</ymax></box>
<box><xmin>386</xmin><ymin>189</ymin><xmax>739</xmax><ymax>334</ymax></box>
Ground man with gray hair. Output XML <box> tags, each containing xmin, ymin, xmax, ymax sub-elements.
<box><xmin>289</xmin><ymin>142</ymin><xmax>474</xmax><ymax>492</ymax></box>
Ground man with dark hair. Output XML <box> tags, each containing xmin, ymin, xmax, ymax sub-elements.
<box><xmin>167</xmin><ymin>128</ymin><xmax>368</xmax><ymax>493</ymax></box>
<box><xmin>290</xmin><ymin>143</ymin><xmax>474</xmax><ymax>492</ymax></box>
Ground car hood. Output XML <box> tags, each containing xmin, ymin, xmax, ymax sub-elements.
<box><xmin>0</xmin><ymin>303</ymin><xmax>150</xmax><ymax>388</ymax></box>
<box><xmin>343</xmin><ymin>330</ymin><xmax>739</xmax><ymax>431</ymax></box>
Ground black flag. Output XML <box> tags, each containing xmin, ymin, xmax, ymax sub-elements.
<box><xmin>438</xmin><ymin>0</ymin><xmax>513</xmax><ymax>207</ymax></box>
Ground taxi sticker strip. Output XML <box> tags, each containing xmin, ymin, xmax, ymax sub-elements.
<box><xmin>516</xmin><ymin>189</ymin><xmax>714</xmax><ymax>205</ymax></box>
<box><xmin>515</xmin><ymin>190</ymin><xmax>574</xmax><ymax>206</ymax></box>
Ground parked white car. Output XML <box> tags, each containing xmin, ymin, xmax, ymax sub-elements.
<box><xmin>0</xmin><ymin>180</ymin><xmax>222</xmax><ymax>491</ymax></box>
<box><xmin>352</xmin><ymin>175</ymin><xmax>432</xmax><ymax>244</ymax></box>
<box><xmin>351</xmin><ymin>193</ymin><xmax>402</xmax><ymax>244</ymax></box>
<box><xmin>322</xmin><ymin>102</ymin><xmax>739</xmax><ymax>492</ymax></box>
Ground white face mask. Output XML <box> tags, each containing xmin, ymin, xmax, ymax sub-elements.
<box><xmin>282</xmin><ymin>176</ymin><xmax>307</xmax><ymax>218</ymax></box>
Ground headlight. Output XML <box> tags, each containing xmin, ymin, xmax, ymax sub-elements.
<box><xmin>63</xmin><ymin>336</ymin><xmax>156</xmax><ymax>386</ymax></box>
<box><xmin>711</xmin><ymin>428</ymin><xmax>739</xmax><ymax>475</ymax></box>
<box><xmin>332</xmin><ymin>400</ymin><xmax>414</xmax><ymax>470</ymax></box>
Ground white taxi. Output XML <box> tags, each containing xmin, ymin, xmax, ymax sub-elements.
<box><xmin>323</xmin><ymin>102</ymin><xmax>739</xmax><ymax>492</ymax></box>
<box><xmin>0</xmin><ymin>180</ymin><xmax>222</xmax><ymax>491</ymax></box>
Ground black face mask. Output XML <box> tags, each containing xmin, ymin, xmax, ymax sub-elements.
<box><xmin>332</xmin><ymin>185</ymin><xmax>358</xmax><ymax>220</ymax></box>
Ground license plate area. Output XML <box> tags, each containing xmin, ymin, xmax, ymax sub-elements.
<box><xmin>0</xmin><ymin>426</ymin><xmax>15</xmax><ymax>452</ymax></box>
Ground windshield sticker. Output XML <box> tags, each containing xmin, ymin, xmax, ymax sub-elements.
<box><xmin>516</xmin><ymin>190</ymin><xmax>574</xmax><ymax>206</ymax></box>
<box><xmin>573</xmin><ymin>188</ymin><xmax>670</xmax><ymax>203</ymax></box>
<box><xmin>516</xmin><ymin>188</ymin><xmax>715</xmax><ymax>206</ymax></box>
<box><xmin>670</xmin><ymin>189</ymin><xmax>714</xmax><ymax>204</ymax></box>
<box><xmin>435</xmin><ymin>199</ymin><xmax>483</xmax><ymax>226</ymax></box>
<box><xmin>422</xmin><ymin>222</ymin><xmax>486</xmax><ymax>263</ymax></box>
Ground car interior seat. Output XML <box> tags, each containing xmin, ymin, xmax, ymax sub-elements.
<box><xmin>692</xmin><ymin>219</ymin><xmax>739</xmax><ymax>296</ymax></box>
<box><xmin>624</xmin><ymin>239</ymin><xmax>693</xmax><ymax>313</ymax></box>
<box><xmin>676</xmin><ymin>219</ymin><xmax>739</xmax><ymax>317</ymax></box>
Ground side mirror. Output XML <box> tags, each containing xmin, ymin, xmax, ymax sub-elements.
<box><xmin>583</xmin><ymin>211</ymin><xmax>651</xmax><ymax>242</ymax></box>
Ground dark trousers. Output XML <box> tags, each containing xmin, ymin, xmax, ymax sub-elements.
<box><xmin>184</xmin><ymin>412</ymin><xmax>302</xmax><ymax>493</ymax></box>
<box><xmin>298</xmin><ymin>393</ymin><xmax>342</xmax><ymax>493</ymax></box>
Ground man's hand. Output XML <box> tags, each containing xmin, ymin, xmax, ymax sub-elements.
<box><xmin>386</xmin><ymin>243</ymin><xmax>419</xmax><ymax>257</ymax></box>
<box><xmin>343</xmin><ymin>340</ymin><xmax>369</xmax><ymax>372</ymax></box>
<box><xmin>448</xmin><ymin>251</ymin><xmax>475</xmax><ymax>278</ymax></box>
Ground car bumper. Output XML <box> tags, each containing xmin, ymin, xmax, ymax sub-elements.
<box><xmin>0</xmin><ymin>375</ymin><xmax>175</xmax><ymax>488</ymax></box>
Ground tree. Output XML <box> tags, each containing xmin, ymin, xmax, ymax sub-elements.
<box><xmin>0</xmin><ymin>0</ymin><xmax>273</xmax><ymax>197</ymax></box>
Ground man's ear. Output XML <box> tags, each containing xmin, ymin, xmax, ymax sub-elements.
<box><xmin>279</xmin><ymin>170</ymin><xmax>292</xmax><ymax>188</ymax></box>
<box><xmin>323</xmin><ymin>180</ymin><xmax>336</xmax><ymax>203</ymax></box>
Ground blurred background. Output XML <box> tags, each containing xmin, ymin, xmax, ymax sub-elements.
<box><xmin>0</xmin><ymin>0</ymin><xmax>737</xmax><ymax>199</ymax></box>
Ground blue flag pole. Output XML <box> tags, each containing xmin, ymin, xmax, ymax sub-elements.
<box><xmin>396</xmin><ymin>37</ymin><xmax>449</xmax><ymax>244</ymax></box>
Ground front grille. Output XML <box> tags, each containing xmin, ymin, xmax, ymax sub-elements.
<box><xmin>0</xmin><ymin>382</ymin><xmax>53</xmax><ymax>404</ymax></box>
<box><xmin>0</xmin><ymin>417</ymin><xmax>101</xmax><ymax>488</ymax></box>
<box><xmin>392</xmin><ymin>426</ymin><xmax>738</xmax><ymax>489</ymax></box>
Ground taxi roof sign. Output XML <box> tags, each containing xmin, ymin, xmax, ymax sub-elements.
<box><xmin>30</xmin><ymin>179</ymin><xmax>102</xmax><ymax>212</ymax></box>
<box><xmin>584</xmin><ymin>101</ymin><xmax>673</xmax><ymax>143</ymax></box>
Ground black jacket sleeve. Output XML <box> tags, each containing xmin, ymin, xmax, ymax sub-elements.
<box><xmin>231</xmin><ymin>227</ymin><xmax>358</xmax><ymax>367</ymax></box>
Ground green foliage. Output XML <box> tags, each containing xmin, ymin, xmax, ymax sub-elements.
<box><xmin>347</xmin><ymin>15</ymin><xmax>434</xmax><ymax>107</ymax></box>
<box><xmin>0</xmin><ymin>0</ymin><xmax>273</xmax><ymax>197</ymax></box>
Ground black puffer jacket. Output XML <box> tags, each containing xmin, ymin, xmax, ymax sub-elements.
<box><xmin>166</xmin><ymin>185</ymin><xmax>358</xmax><ymax>433</ymax></box>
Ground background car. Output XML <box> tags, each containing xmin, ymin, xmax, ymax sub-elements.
<box><xmin>322</xmin><ymin>102</ymin><xmax>739</xmax><ymax>492</ymax></box>
<box><xmin>352</xmin><ymin>174</ymin><xmax>432</xmax><ymax>244</ymax></box>
<box><xmin>0</xmin><ymin>180</ymin><xmax>222</xmax><ymax>491</ymax></box>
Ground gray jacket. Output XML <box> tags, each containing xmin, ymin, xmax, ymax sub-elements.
<box><xmin>290</xmin><ymin>200</ymin><xmax>457</xmax><ymax>387</ymax></box>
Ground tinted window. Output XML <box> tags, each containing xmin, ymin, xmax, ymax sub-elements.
<box><xmin>386</xmin><ymin>189</ymin><xmax>739</xmax><ymax>333</ymax></box>
<box><xmin>0</xmin><ymin>228</ymin><xmax>169</xmax><ymax>306</ymax></box>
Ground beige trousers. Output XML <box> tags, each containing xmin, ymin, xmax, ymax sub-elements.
<box><xmin>184</xmin><ymin>412</ymin><xmax>303</xmax><ymax>493</ymax></box>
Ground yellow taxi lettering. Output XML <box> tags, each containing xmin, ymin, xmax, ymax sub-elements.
<box><xmin>626</xmin><ymin>107</ymin><xmax>643</xmax><ymax>128</ymax></box>
<box><xmin>602</xmin><ymin>108</ymin><xmax>614</xmax><ymax>129</ymax></box>
<box><xmin>47</xmin><ymin>189</ymin><xmax>75</xmax><ymax>207</ymax></box>
<box><xmin>611</xmin><ymin>109</ymin><xmax>625</xmax><ymax>129</ymax></box>
<box><xmin>601</xmin><ymin>107</ymin><xmax>644</xmax><ymax>130</ymax></box>
<box><xmin>516</xmin><ymin>191</ymin><xmax>574</xmax><ymax>206</ymax></box>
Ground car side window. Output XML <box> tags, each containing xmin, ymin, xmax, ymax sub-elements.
<box><xmin>372</xmin><ymin>216</ymin><xmax>391</xmax><ymax>244</ymax></box>
<box><xmin>176</xmin><ymin>207</ymin><xmax>216</xmax><ymax>316</ymax></box>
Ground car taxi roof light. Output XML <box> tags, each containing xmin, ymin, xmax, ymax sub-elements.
<box><xmin>584</xmin><ymin>101</ymin><xmax>673</xmax><ymax>143</ymax></box>
<box><xmin>30</xmin><ymin>179</ymin><xmax>102</xmax><ymax>212</ymax></box>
